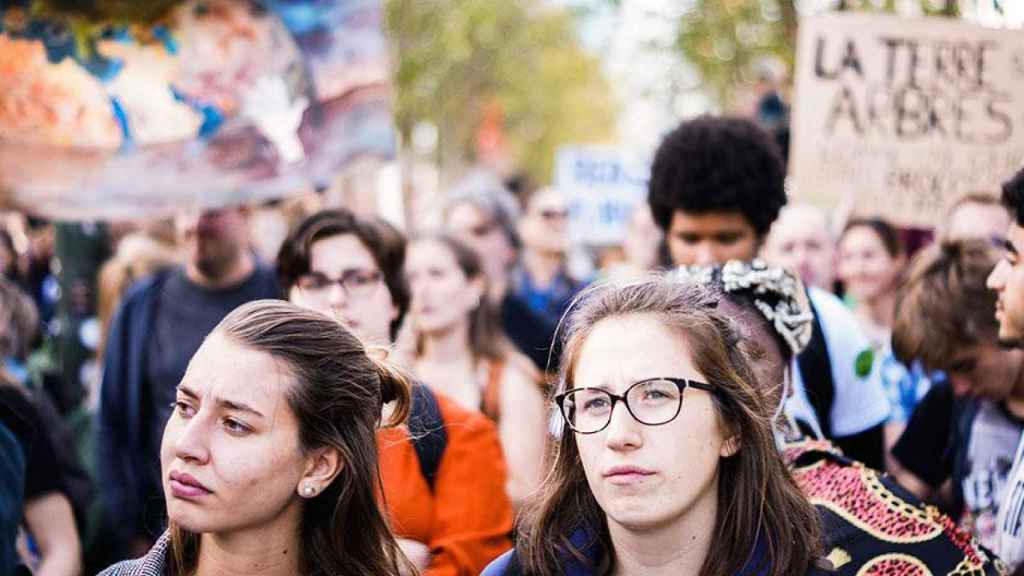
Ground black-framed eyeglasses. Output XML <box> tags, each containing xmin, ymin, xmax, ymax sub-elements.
<box><xmin>555</xmin><ymin>377</ymin><xmax>716</xmax><ymax>434</ymax></box>
<box><xmin>296</xmin><ymin>269</ymin><xmax>383</xmax><ymax>299</ymax></box>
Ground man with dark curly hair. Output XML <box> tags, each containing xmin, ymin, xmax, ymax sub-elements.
<box><xmin>648</xmin><ymin>116</ymin><xmax>891</xmax><ymax>469</ymax></box>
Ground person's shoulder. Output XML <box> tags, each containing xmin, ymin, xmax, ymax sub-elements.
<box><xmin>807</xmin><ymin>288</ymin><xmax>863</xmax><ymax>334</ymax></box>
<box><xmin>433</xmin><ymin>388</ymin><xmax>497</xmax><ymax>434</ymax></box>
<box><xmin>481</xmin><ymin>549</ymin><xmax>518</xmax><ymax>576</ymax></box>
<box><xmin>97</xmin><ymin>532</ymin><xmax>171</xmax><ymax>575</ymax></box>
<box><xmin>250</xmin><ymin>264</ymin><xmax>283</xmax><ymax>297</ymax></box>
<box><xmin>122</xmin><ymin>267</ymin><xmax>179</xmax><ymax>304</ymax></box>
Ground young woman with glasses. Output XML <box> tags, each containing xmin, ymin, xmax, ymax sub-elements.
<box><xmin>484</xmin><ymin>274</ymin><xmax>825</xmax><ymax>576</ymax></box>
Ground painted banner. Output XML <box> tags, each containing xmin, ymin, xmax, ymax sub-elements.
<box><xmin>0</xmin><ymin>0</ymin><xmax>395</xmax><ymax>220</ymax></box>
<box><xmin>790</xmin><ymin>13</ymin><xmax>1024</xmax><ymax>228</ymax></box>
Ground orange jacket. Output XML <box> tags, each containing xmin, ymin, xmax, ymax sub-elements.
<box><xmin>378</xmin><ymin>391</ymin><xmax>513</xmax><ymax>576</ymax></box>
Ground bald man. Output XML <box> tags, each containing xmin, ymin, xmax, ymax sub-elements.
<box><xmin>944</xmin><ymin>193</ymin><xmax>1011</xmax><ymax>244</ymax></box>
<box><xmin>762</xmin><ymin>204</ymin><xmax>836</xmax><ymax>291</ymax></box>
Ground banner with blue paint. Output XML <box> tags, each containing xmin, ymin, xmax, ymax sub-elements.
<box><xmin>0</xmin><ymin>0</ymin><xmax>394</xmax><ymax>219</ymax></box>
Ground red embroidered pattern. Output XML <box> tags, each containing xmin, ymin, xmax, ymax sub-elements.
<box><xmin>856</xmin><ymin>554</ymin><xmax>931</xmax><ymax>575</ymax></box>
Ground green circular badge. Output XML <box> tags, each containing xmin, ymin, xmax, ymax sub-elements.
<box><xmin>854</xmin><ymin>348</ymin><xmax>874</xmax><ymax>379</ymax></box>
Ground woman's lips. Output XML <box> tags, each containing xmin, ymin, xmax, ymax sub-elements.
<box><xmin>168</xmin><ymin>471</ymin><xmax>213</xmax><ymax>500</ymax></box>
<box><xmin>603</xmin><ymin>465</ymin><xmax>656</xmax><ymax>486</ymax></box>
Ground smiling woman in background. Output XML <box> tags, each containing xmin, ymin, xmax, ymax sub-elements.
<box><xmin>98</xmin><ymin>300</ymin><xmax>413</xmax><ymax>576</ymax></box>
<box><xmin>484</xmin><ymin>276</ymin><xmax>824</xmax><ymax>576</ymax></box>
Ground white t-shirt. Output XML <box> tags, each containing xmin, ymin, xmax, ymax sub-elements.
<box><xmin>996</xmin><ymin>431</ymin><xmax>1024</xmax><ymax>569</ymax></box>
<box><xmin>784</xmin><ymin>288</ymin><xmax>891</xmax><ymax>439</ymax></box>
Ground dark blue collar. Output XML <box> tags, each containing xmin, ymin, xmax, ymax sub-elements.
<box><xmin>562</xmin><ymin>526</ymin><xmax>772</xmax><ymax>576</ymax></box>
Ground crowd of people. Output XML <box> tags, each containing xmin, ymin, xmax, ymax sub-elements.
<box><xmin>2</xmin><ymin>113</ymin><xmax>1024</xmax><ymax>575</ymax></box>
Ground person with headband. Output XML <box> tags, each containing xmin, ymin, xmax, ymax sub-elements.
<box><xmin>678</xmin><ymin>260</ymin><xmax>1007</xmax><ymax>575</ymax></box>
<box><xmin>485</xmin><ymin>274</ymin><xmax>827</xmax><ymax>575</ymax></box>
<box><xmin>98</xmin><ymin>300</ymin><xmax>415</xmax><ymax>575</ymax></box>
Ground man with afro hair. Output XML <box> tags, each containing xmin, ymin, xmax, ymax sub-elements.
<box><xmin>648</xmin><ymin>115</ymin><xmax>891</xmax><ymax>469</ymax></box>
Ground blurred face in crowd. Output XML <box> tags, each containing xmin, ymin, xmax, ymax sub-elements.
<box><xmin>445</xmin><ymin>201</ymin><xmax>516</xmax><ymax>290</ymax></box>
<box><xmin>405</xmin><ymin>239</ymin><xmax>484</xmax><ymax>336</ymax></box>
<box><xmin>667</xmin><ymin>210</ymin><xmax>759</xmax><ymax>266</ymax></box>
<box><xmin>718</xmin><ymin>298</ymin><xmax>789</xmax><ymax>409</ymax></box>
<box><xmin>763</xmin><ymin>205</ymin><xmax>835</xmax><ymax>291</ymax></box>
<box><xmin>161</xmin><ymin>333</ymin><xmax>321</xmax><ymax>536</ymax></box>
<box><xmin>943</xmin><ymin>341</ymin><xmax>1023</xmax><ymax>400</ymax></box>
<box><xmin>288</xmin><ymin>233</ymin><xmax>396</xmax><ymax>345</ymax></box>
<box><xmin>176</xmin><ymin>207</ymin><xmax>250</xmax><ymax>281</ymax></box>
<box><xmin>570</xmin><ymin>314</ymin><xmax>734</xmax><ymax>536</ymax></box>
<box><xmin>837</xmin><ymin>226</ymin><xmax>904</xmax><ymax>304</ymax></box>
<box><xmin>520</xmin><ymin>189</ymin><xmax>571</xmax><ymax>256</ymax></box>
<box><xmin>623</xmin><ymin>205</ymin><xmax>663</xmax><ymax>271</ymax></box>
<box><xmin>988</xmin><ymin>223</ymin><xmax>1024</xmax><ymax>347</ymax></box>
<box><xmin>947</xmin><ymin>200</ymin><xmax>1010</xmax><ymax>244</ymax></box>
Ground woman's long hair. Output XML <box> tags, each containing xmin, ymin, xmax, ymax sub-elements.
<box><xmin>168</xmin><ymin>300</ymin><xmax>413</xmax><ymax>576</ymax></box>
<box><xmin>515</xmin><ymin>275</ymin><xmax>822</xmax><ymax>576</ymax></box>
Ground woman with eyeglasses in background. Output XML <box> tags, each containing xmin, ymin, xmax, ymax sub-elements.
<box><xmin>405</xmin><ymin>233</ymin><xmax>547</xmax><ymax>507</ymax></box>
<box><xmin>278</xmin><ymin>210</ymin><xmax>514</xmax><ymax>575</ymax></box>
<box><xmin>484</xmin><ymin>275</ymin><xmax>825</xmax><ymax>576</ymax></box>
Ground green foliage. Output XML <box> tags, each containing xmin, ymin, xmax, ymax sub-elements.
<box><xmin>676</xmin><ymin>0</ymin><xmax>960</xmax><ymax>107</ymax></box>
<box><xmin>385</xmin><ymin>0</ymin><xmax>616</xmax><ymax>184</ymax></box>
<box><xmin>677</xmin><ymin>0</ymin><xmax>794</xmax><ymax>105</ymax></box>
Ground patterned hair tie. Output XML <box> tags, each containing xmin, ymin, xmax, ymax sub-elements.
<box><xmin>673</xmin><ymin>260</ymin><xmax>814</xmax><ymax>356</ymax></box>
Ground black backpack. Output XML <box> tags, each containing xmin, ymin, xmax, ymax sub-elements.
<box><xmin>407</xmin><ymin>384</ymin><xmax>448</xmax><ymax>491</ymax></box>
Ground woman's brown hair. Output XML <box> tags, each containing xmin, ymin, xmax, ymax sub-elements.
<box><xmin>892</xmin><ymin>239</ymin><xmax>998</xmax><ymax>371</ymax></box>
<box><xmin>515</xmin><ymin>275</ymin><xmax>822</xmax><ymax>576</ymax></box>
<box><xmin>168</xmin><ymin>299</ymin><xmax>413</xmax><ymax>576</ymax></box>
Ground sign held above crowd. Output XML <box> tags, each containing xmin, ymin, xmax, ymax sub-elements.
<box><xmin>790</xmin><ymin>13</ymin><xmax>1024</xmax><ymax>228</ymax></box>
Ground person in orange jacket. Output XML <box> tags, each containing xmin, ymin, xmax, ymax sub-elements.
<box><xmin>277</xmin><ymin>209</ymin><xmax>514</xmax><ymax>575</ymax></box>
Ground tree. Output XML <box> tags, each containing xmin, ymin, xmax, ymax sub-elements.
<box><xmin>385</xmin><ymin>0</ymin><xmax>616</xmax><ymax>187</ymax></box>
<box><xmin>676</xmin><ymin>0</ymin><xmax>978</xmax><ymax>108</ymax></box>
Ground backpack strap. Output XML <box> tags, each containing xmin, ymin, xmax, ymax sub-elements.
<box><xmin>408</xmin><ymin>384</ymin><xmax>448</xmax><ymax>492</ymax></box>
<box><xmin>797</xmin><ymin>300</ymin><xmax>836</xmax><ymax>438</ymax></box>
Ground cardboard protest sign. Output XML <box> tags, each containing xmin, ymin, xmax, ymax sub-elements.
<box><xmin>0</xmin><ymin>0</ymin><xmax>394</xmax><ymax>220</ymax></box>
<box><xmin>790</xmin><ymin>13</ymin><xmax>1024</xmax><ymax>228</ymax></box>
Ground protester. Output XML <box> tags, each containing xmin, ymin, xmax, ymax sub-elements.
<box><xmin>678</xmin><ymin>260</ymin><xmax>1007</xmax><ymax>575</ymax></box>
<box><xmin>511</xmin><ymin>187</ymin><xmax>587</xmax><ymax>327</ymax></box>
<box><xmin>835</xmin><ymin>217</ymin><xmax>933</xmax><ymax>469</ymax></box>
<box><xmin>987</xmin><ymin>167</ymin><xmax>1024</xmax><ymax>572</ymax></box>
<box><xmin>484</xmin><ymin>275</ymin><xmax>825</xmax><ymax>575</ymax></box>
<box><xmin>443</xmin><ymin>172</ymin><xmax>557</xmax><ymax>370</ymax></box>
<box><xmin>0</xmin><ymin>397</ymin><xmax>25</xmax><ymax>576</ymax></box>
<box><xmin>406</xmin><ymin>233</ymin><xmax>547</xmax><ymax>505</ymax></box>
<box><xmin>601</xmin><ymin>204</ymin><xmax>664</xmax><ymax>280</ymax></box>
<box><xmin>647</xmin><ymin>115</ymin><xmax>890</xmax><ymax>468</ymax></box>
<box><xmin>97</xmin><ymin>206</ymin><xmax>280</xmax><ymax>557</ymax></box>
<box><xmin>96</xmin><ymin>232</ymin><xmax>178</xmax><ymax>360</ymax></box>
<box><xmin>890</xmin><ymin>239</ymin><xmax>1024</xmax><ymax>548</ymax></box>
<box><xmin>98</xmin><ymin>300</ymin><xmax>413</xmax><ymax>575</ymax></box>
<box><xmin>762</xmin><ymin>203</ymin><xmax>837</xmax><ymax>292</ymax></box>
<box><xmin>946</xmin><ymin>192</ymin><xmax>1013</xmax><ymax>244</ymax></box>
<box><xmin>837</xmin><ymin>218</ymin><xmax>906</xmax><ymax>346</ymax></box>
<box><xmin>278</xmin><ymin>210</ymin><xmax>514</xmax><ymax>575</ymax></box>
